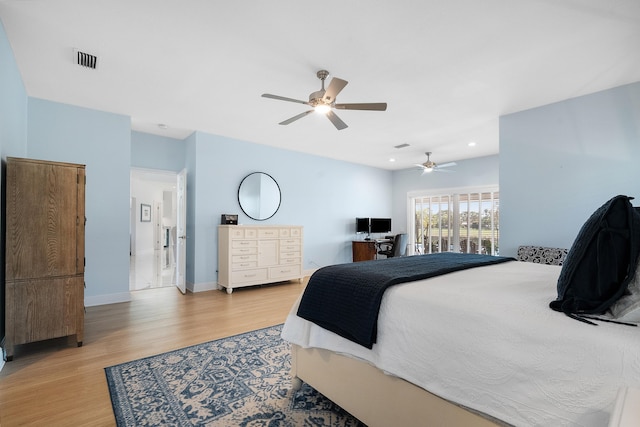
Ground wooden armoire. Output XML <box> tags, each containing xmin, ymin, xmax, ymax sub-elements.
<box><xmin>4</xmin><ymin>157</ymin><xmax>85</xmax><ymax>360</ymax></box>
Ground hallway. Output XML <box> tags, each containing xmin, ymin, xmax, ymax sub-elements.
<box><xmin>129</xmin><ymin>250</ymin><xmax>174</xmax><ymax>291</ymax></box>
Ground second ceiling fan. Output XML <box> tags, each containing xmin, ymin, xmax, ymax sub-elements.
<box><xmin>262</xmin><ymin>70</ymin><xmax>387</xmax><ymax>130</ymax></box>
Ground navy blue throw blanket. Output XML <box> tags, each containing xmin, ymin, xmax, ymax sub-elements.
<box><xmin>297</xmin><ymin>252</ymin><xmax>515</xmax><ymax>349</ymax></box>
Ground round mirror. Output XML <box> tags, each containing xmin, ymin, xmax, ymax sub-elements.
<box><xmin>238</xmin><ymin>172</ymin><xmax>281</xmax><ymax>221</ymax></box>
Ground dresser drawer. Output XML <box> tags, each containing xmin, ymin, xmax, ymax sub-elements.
<box><xmin>232</xmin><ymin>260</ymin><xmax>258</xmax><ymax>270</ymax></box>
<box><xmin>232</xmin><ymin>254</ymin><xmax>258</xmax><ymax>264</ymax></box>
<box><xmin>229</xmin><ymin>228</ymin><xmax>245</xmax><ymax>239</ymax></box>
<box><xmin>280</xmin><ymin>256</ymin><xmax>301</xmax><ymax>265</ymax></box>
<box><xmin>232</xmin><ymin>240</ymin><xmax>257</xmax><ymax>249</ymax></box>
<box><xmin>290</xmin><ymin>228</ymin><xmax>302</xmax><ymax>238</ymax></box>
<box><xmin>258</xmin><ymin>228</ymin><xmax>279</xmax><ymax>239</ymax></box>
<box><xmin>280</xmin><ymin>244</ymin><xmax>300</xmax><ymax>252</ymax></box>
<box><xmin>280</xmin><ymin>251</ymin><xmax>301</xmax><ymax>259</ymax></box>
<box><xmin>231</xmin><ymin>246</ymin><xmax>257</xmax><ymax>256</ymax></box>
<box><xmin>231</xmin><ymin>268</ymin><xmax>268</xmax><ymax>284</ymax></box>
<box><xmin>270</xmin><ymin>265</ymin><xmax>301</xmax><ymax>279</ymax></box>
<box><xmin>279</xmin><ymin>228</ymin><xmax>291</xmax><ymax>238</ymax></box>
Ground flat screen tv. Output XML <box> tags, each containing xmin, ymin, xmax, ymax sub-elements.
<box><xmin>356</xmin><ymin>217</ymin><xmax>370</xmax><ymax>234</ymax></box>
<box><xmin>370</xmin><ymin>218</ymin><xmax>391</xmax><ymax>234</ymax></box>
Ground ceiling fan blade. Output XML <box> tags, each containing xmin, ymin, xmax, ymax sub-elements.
<box><xmin>323</xmin><ymin>77</ymin><xmax>348</xmax><ymax>103</ymax></box>
<box><xmin>334</xmin><ymin>103</ymin><xmax>387</xmax><ymax>111</ymax></box>
<box><xmin>279</xmin><ymin>110</ymin><xmax>314</xmax><ymax>125</ymax></box>
<box><xmin>437</xmin><ymin>162</ymin><xmax>457</xmax><ymax>168</ymax></box>
<box><xmin>434</xmin><ymin>169</ymin><xmax>454</xmax><ymax>173</ymax></box>
<box><xmin>326</xmin><ymin>110</ymin><xmax>348</xmax><ymax>130</ymax></box>
<box><xmin>262</xmin><ymin>93</ymin><xmax>311</xmax><ymax>106</ymax></box>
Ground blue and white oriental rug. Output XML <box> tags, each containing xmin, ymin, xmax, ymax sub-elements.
<box><xmin>105</xmin><ymin>324</ymin><xmax>365</xmax><ymax>426</ymax></box>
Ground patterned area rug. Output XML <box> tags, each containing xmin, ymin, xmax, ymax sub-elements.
<box><xmin>105</xmin><ymin>324</ymin><xmax>365</xmax><ymax>426</ymax></box>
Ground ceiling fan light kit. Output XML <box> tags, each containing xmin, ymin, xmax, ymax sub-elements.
<box><xmin>262</xmin><ymin>69</ymin><xmax>387</xmax><ymax>130</ymax></box>
<box><xmin>415</xmin><ymin>152</ymin><xmax>457</xmax><ymax>175</ymax></box>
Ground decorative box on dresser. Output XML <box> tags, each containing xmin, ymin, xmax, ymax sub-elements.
<box><xmin>4</xmin><ymin>157</ymin><xmax>85</xmax><ymax>361</ymax></box>
<box><xmin>217</xmin><ymin>225</ymin><xmax>303</xmax><ymax>294</ymax></box>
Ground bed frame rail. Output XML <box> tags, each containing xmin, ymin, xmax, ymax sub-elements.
<box><xmin>291</xmin><ymin>344</ymin><xmax>504</xmax><ymax>427</ymax></box>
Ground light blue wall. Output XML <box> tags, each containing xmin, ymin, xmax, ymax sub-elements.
<box><xmin>186</xmin><ymin>131</ymin><xmax>392</xmax><ymax>288</ymax></box>
<box><xmin>0</xmin><ymin>18</ymin><xmax>28</xmax><ymax>349</ymax></box>
<box><xmin>131</xmin><ymin>129</ymin><xmax>393</xmax><ymax>288</ymax></box>
<box><xmin>391</xmin><ymin>155</ymin><xmax>500</xmax><ymax>234</ymax></box>
<box><xmin>500</xmin><ymin>82</ymin><xmax>640</xmax><ymax>257</ymax></box>
<box><xmin>0</xmin><ymin>20</ymin><xmax>27</xmax><ymax>158</ymax></box>
<box><xmin>131</xmin><ymin>131</ymin><xmax>186</xmax><ymax>171</ymax></box>
<box><xmin>27</xmin><ymin>98</ymin><xmax>132</xmax><ymax>303</ymax></box>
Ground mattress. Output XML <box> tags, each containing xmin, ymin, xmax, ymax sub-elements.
<box><xmin>281</xmin><ymin>261</ymin><xmax>640</xmax><ymax>426</ymax></box>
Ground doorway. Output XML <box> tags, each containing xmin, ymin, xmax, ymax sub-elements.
<box><xmin>130</xmin><ymin>168</ymin><xmax>178</xmax><ymax>291</ymax></box>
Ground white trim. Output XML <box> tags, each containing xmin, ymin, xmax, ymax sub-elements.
<box><xmin>130</xmin><ymin>166</ymin><xmax>179</xmax><ymax>181</ymax></box>
<box><xmin>407</xmin><ymin>184</ymin><xmax>499</xmax><ymax>199</ymax></box>
<box><xmin>84</xmin><ymin>292</ymin><xmax>132</xmax><ymax>307</ymax></box>
<box><xmin>188</xmin><ymin>281</ymin><xmax>216</xmax><ymax>293</ymax></box>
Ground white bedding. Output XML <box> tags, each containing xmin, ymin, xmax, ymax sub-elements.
<box><xmin>281</xmin><ymin>261</ymin><xmax>640</xmax><ymax>427</ymax></box>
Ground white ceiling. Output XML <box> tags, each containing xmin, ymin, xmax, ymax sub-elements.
<box><xmin>1</xmin><ymin>0</ymin><xmax>639</xmax><ymax>170</ymax></box>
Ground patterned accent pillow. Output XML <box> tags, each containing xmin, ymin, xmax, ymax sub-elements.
<box><xmin>517</xmin><ymin>246</ymin><xmax>568</xmax><ymax>266</ymax></box>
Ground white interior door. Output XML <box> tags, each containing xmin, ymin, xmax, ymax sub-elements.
<box><xmin>175</xmin><ymin>169</ymin><xmax>187</xmax><ymax>294</ymax></box>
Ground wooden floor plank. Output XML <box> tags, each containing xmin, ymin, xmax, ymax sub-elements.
<box><xmin>0</xmin><ymin>280</ymin><xmax>306</xmax><ymax>426</ymax></box>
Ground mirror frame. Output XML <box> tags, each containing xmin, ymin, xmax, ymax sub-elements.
<box><xmin>237</xmin><ymin>172</ymin><xmax>281</xmax><ymax>221</ymax></box>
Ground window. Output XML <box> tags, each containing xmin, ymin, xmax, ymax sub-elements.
<box><xmin>412</xmin><ymin>189</ymin><xmax>499</xmax><ymax>255</ymax></box>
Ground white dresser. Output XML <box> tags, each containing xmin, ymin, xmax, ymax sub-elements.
<box><xmin>217</xmin><ymin>225</ymin><xmax>303</xmax><ymax>293</ymax></box>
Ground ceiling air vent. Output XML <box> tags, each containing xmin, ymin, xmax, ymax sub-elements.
<box><xmin>394</xmin><ymin>143</ymin><xmax>410</xmax><ymax>149</ymax></box>
<box><xmin>74</xmin><ymin>49</ymin><xmax>98</xmax><ymax>69</ymax></box>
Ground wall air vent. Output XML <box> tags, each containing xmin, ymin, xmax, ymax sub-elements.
<box><xmin>74</xmin><ymin>49</ymin><xmax>98</xmax><ymax>69</ymax></box>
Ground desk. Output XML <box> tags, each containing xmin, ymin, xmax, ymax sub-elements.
<box><xmin>352</xmin><ymin>240</ymin><xmax>377</xmax><ymax>262</ymax></box>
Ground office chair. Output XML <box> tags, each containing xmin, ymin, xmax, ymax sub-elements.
<box><xmin>377</xmin><ymin>233</ymin><xmax>408</xmax><ymax>258</ymax></box>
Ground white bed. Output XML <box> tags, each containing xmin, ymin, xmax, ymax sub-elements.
<box><xmin>281</xmin><ymin>260</ymin><xmax>640</xmax><ymax>426</ymax></box>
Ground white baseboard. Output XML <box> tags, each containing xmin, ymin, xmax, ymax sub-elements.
<box><xmin>83</xmin><ymin>272</ymin><xmax>314</xmax><ymax>305</ymax></box>
<box><xmin>84</xmin><ymin>292</ymin><xmax>132</xmax><ymax>307</ymax></box>
<box><xmin>187</xmin><ymin>281</ymin><xmax>217</xmax><ymax>293</ymax></box>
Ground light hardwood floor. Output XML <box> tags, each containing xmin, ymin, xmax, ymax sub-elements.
<box><xmin>0</xmin><ymin>280</ymin><xmax>307</xmax><ymax>426</ymax></box>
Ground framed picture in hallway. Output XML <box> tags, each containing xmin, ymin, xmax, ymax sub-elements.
<box><xmin>140</xmin><ymin>204</ymin><xmax>151</xmax><ymax>222</ymax></box>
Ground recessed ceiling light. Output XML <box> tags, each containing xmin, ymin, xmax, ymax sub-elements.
<box><xmin>389</xmin><ymin>158</ymin><xmax>396</xmax><ymax>162</ymax></box>
<box><xmin>158</xmin><ymin>123</ymin><xmax>168</xmax><ymax>130</ymax></box>
<box><xmin>468</xmin><ymin>141</ymin><xmax>476</xmax><ymax>147</ymax></box>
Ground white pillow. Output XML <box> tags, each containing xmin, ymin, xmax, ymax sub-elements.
<box><xmin>607</xmin><ymin>257</ymin><xmax>640</xmax><ymax>323</ymax></box>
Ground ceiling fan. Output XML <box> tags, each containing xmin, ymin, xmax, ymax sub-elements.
<box><xmin>261</xmin><ymin>70</ymin><xmax>387</xmax><ymax>130</ymax></box>
<box><xmin>415</xmin><ymin>152</ymin><xmax>456</xmax><ymax>174</ymax></box>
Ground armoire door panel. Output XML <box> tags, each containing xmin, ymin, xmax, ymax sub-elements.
<box><xmin>7</xmin><ymin>276</ymin><xmax>82</xmax><ymax>345</ymax></box>
<box><xmin>6</xmin><ymin>160</ymin><xmax>80</xmax><ymax>280</ymax></box>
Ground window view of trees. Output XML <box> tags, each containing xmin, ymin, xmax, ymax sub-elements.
<box><xmin>413</xmin><ymin>191</ymin><xmax>499</xmax><ymax>255</ymax></box>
